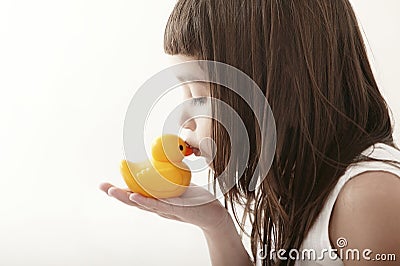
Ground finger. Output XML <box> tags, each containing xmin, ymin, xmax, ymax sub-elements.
<box><xmin>99</xmin><ymin>182</ymin><xmax>114</xmax><ymax>194</ymax></box>
<box><xmin>129</xmin><ymin>193</ymin><xmax>177</xmax><ymax>214</ymax></box>
<box><xmin>107</xmin><ymin>187</ymin><xmax>139</xmax><ymax>207</ymax></box>
<box><xmin>100</xmin><ymin>183</ymin><xmax>157</xmax><ymax>212</ymax></box>
<box><xmin>159</xmin><ymin>196</ymin><xmax>184</xmax><ymax>206</ymax></box>
<box><xmin>99</xmin><ymin>182</ymin><xmax>133</xmax><ymax>196</ymax></box>
<box><xmin>157</xmin><ymin>213</ymin><xmax>178</xmax><ymax>220</ymax></box>
<box><xmin>157</xmin><ymin>213</ymin><xmax>170</xmax><ymax>219</ymax></box>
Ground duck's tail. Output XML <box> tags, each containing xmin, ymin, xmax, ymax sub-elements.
<box><xmin>119</xmin><ymin>160</ymin><xmax>153</xmax><ymax>197</ymax></box>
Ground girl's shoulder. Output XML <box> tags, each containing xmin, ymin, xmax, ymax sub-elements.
<box><xmin>329</xmin><ymin>170</ymin><xmax>400</xmax><ymax>247</ymax></box>
<box><xmin>299</xmin><ymin>142</ymin><xmax>400</xmax><ymax>265</ymax></box>
<box><xmin>328</xmin><ymin>143</ymin><xmax>400</xmax><ymax>263</ymax></box>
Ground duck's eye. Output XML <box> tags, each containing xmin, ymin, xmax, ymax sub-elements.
<box><xmin>179</xmin><ymin>145</ymin><xmax>183</xmax><ymax>151</ymax></box>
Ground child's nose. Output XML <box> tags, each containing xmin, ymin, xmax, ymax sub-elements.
<box><xmin>179</xmin><ymin>115</ymin><xmax>196</xmax><ymax>131</ymax></box>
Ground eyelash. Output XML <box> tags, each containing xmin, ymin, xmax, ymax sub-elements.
<box><xmin>191</xmin><ymin>97</ymin><xmax>207</xmax><ymax>106</ymax></box>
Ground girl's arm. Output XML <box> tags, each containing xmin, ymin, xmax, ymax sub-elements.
<box><xmin>202</xmin><ymin>213</ymin><xmax>254</xmax><ymax>266</ymax></box>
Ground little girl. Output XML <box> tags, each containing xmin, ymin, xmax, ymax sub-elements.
<box><xmin>100</xmin><ymin>0</ymin><xmax>400</xmax><ymax>265</ymax></box>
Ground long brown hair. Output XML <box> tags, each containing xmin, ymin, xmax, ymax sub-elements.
<box><xmin>164</xmin><ymin>0</ymin><xmax>400</xmax><ymax>265</ymax></box>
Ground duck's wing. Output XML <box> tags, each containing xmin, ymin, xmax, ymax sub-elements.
<box><xmin>141</xmin><ymin>162</ymin><xmax>185</xmax><ymax>192</ymax></box>
<box><xmin>122</xmin><ymin>160</ymin><xmax>191</xmax><ymax>198</ymax></box>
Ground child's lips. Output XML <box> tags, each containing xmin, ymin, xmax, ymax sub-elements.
<box><xmin>185</xmin><ymin>142</ymin><xmax>201</xmax><ymax>156</ymax></box>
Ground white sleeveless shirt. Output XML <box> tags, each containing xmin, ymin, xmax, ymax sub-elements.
<box><xmin>294</xmin><ymin>142</ymin><xmax>400</xmax><ymax>265</ymax></box>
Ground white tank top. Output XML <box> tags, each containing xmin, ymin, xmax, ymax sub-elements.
<box><xmin>295</xmin><ymin>142</ymin><xmax>400</xmax><ymax>265</ymax></box>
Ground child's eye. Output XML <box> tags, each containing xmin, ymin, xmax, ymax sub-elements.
<box><xmin>191</xmin><ymin>97</ymin><xmax>207</xmax><ymax>106</ymax></box>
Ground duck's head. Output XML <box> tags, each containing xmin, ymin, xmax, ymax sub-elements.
<box><xmin>151</xmin><ymin>134</ymin><xmax>193</xmax><ymax>162</ymax></box>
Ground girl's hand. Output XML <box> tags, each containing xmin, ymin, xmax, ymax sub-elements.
<box><xmin>99</xmin><ymin>182</ymin><xmax>230</xmax><ymax>232</ymax></box>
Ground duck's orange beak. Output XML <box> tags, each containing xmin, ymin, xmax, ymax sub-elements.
<box><xmin>184</xmin><ymin>144</ymin><xmax>193</xmax><ymax>156</ymax></box>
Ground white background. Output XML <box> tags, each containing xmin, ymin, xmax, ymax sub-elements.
<box><xmin>0</xmin><ymin>1</ymin><xmax>399</xmax><ymax>265</ymax></box>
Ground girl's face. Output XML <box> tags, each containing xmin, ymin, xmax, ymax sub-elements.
<box><xmin>168</xmin><ymin>54</ymin><xmax>214</xmax><ymax>162</ymax></box>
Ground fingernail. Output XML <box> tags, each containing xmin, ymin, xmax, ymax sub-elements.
<box><xmin>129</xmin><ymin>193</ymin><xmax>141</xmax><ymax>202</ymax></box>
<box><xmin>107</xmin><ymin>187</ymin><xmax>115</xmax><ymax>196</ymax></box>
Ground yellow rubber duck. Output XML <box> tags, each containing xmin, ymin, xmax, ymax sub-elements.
<box><xmin>120</xmin><ymin>134</ymin><xmax>193</xmax><ymax>198</ymax></box>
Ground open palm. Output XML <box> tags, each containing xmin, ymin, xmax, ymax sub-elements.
<box><xmin>99</xmin><ymin>182</ymin><xmax>230</xmax><ymax>231</ymax></box>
